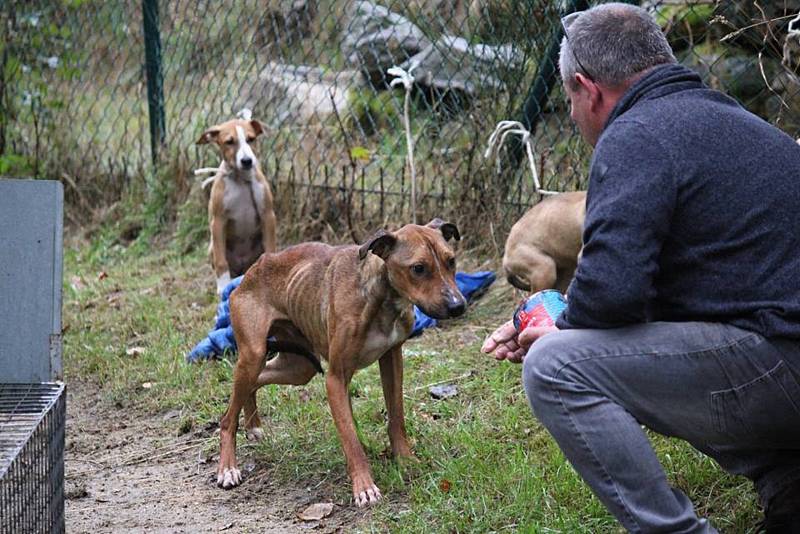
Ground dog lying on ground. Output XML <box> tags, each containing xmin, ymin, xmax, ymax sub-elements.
<box><xmin>503</xmin><ymin>191</ymin><xmax>586</xmax><ymax>293</ymax></box>
<box><xmin>196</xmin><ymin>116</ymin><xmax>277</xmax><ymax>294</ymax></box>
<box><xmin>216</xmin><ymin>219</ymin><xmax>466</xmax><ymax>507</ymax></box>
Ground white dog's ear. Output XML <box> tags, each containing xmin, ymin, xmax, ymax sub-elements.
<box><xmin>359</xmin><ymin>229</ymin><xmax>397</xmax><ymax>260</ymax></box>
<box><xmin>250</xmin><ymin>120</ymin><xmax>267</xmax><ymax>138</ymax></box>
<box><xmin>196</xmin><ymin>128</ymin><xmax>220</xmax><ymax>145</ymax></box>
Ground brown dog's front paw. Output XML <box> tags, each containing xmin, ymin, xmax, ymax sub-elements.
<box><xmin>352</xmin><ymin>475</ymin><xmax>382</xmax><ymax>507</ymax></box>
<box><xmin>217</xmin><ymin>466</ymin><xmax>242</xmax><ymax>489</ymax></box>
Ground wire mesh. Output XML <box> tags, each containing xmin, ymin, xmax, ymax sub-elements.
<box><xmin>2</xmin><ymin>1</ymin><xmax>799</xmax><ymax>233</ymax></box>
<box><xmin>0</xmin><ymin>382</ymin><xmax>66</xmax><ymax>534</ymax></box>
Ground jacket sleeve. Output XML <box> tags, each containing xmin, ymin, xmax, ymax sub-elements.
<box><xmin>556</xmin><ymin>120</ymin><xmax>677</xmax><ymax>329</ymax></box>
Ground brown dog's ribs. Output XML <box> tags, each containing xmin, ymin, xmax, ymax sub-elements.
<box><xmin>265</xmin><ymin>336</ymin><xmax>324</xmax><ymax>374</ymax></box>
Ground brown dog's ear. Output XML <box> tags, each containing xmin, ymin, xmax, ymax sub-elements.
<box><xmin>358</xmin><ymin>229</ymin><xmax>397</xmax><ymax>260</ymax></box>
<box><xmin>196</xmin><ymin>128</ymin><xmax>220</xmax><ymax>145</ymax></box>
<box><xmin>249</xmin><ymin>120</ymin><xmax>267</xmax><ymax>137</ymax></box>
<box><xmin>426</xmin><ymin>218</ymin><xmax>461</xmax><ymax>241</ymax></box>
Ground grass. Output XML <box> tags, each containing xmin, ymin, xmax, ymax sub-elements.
<box><xmin>63</xmin><ymin>232</ymin><xmax>763</xmax><ymax>533</ymax></box>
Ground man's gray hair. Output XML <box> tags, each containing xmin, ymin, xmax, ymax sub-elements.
<box><xmin>559</xmin><ymin>3</ymin><xmax>676</xmax><ymax>88</ymax></box>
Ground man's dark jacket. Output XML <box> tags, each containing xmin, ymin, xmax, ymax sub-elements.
<box><xmin>557</xmin><ymin>63</ymin><xmax>800</xmax><ymax>339</ymax></box>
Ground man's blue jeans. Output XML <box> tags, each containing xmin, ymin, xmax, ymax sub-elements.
<box><xmin>522</xmin><ymin>321</ymin><xmax>800</xmax><ymax>533</ymax></box>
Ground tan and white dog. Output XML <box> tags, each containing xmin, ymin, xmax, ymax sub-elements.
<box><xmin>502</xmin><ymin>191</ymin><xmax>586</xmax><ymax>293</ymax></box>
<box><xmin>196</xmin><ymin>116</ymin><xmax>277</xmax><ymax>294</ymax></box>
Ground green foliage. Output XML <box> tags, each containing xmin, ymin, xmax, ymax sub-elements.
<box><xmin>655</xmin><ymin>3</ymin><xmax>715</xmax><ymax>28</ymax></box>
<box><xmin>1</xmin><ymin>2</ymin><xmax>85</xmax><ymax>175</ymax></box>
<box><xmin>346</xmin><ymin>89</ymin><xmax>402</xmax><ymax>137</ymax></box>
<box><xmin>0</xmin><ymin>153</ymin><xmax>34</xmax><ymax>175</ymax></box>
<box><xmin>174</xmin><ymin>186</ymin><xmax>209</xmax><ymax>255</ymax></box>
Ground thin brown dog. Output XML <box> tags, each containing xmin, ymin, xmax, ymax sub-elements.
<box><xmin>503</xmin><ymin>191</ymin><xmax>586</xmax><ymax>293</ymax></box>
<box><xmin>196</xmin><ymin>117</ymin><xmax>277</xmax><ymax>294</ymax></box>
<box><xmin>217</xmin><ymin>219</ymin><xmax>467</xmax><ymax>506</ymax></box>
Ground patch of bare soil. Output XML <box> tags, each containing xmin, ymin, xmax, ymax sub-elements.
<box><xmin>64</xmin><ymin>381</ymin><xmax>367</xmax><ymax>533</ymax></box>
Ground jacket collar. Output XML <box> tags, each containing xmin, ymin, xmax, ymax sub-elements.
<box><xmin>604</xmin><ymin>63</ymin><xmax>705</xmax><ymax>130</ymax></box>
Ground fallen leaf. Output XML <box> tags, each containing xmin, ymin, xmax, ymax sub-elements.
<box><xmin>98</xmin><ymin>271</ymin><xmax>108</xmax><ymax>281</ymax></box>
<box><xmin>350</xmin><ymin>146</ymin><xmax>371</xmax><ymax>161</ymax></box>
<box><xmin>126</xmin><ymin>346</ymin><xmax>145</xmax><ymax>357</ymax></box>
<box><xmin>141</xmin><ymin>382</ymin><xmax>153</xmax><ymax>389</ymax></box>
<box><xmin>439</xmin><ymin>479</ymin><xmax>452</xmax><ymax>493</ymax></box>
<box><xmin>297</xmin><ymin>502</ymin><xmax>334</xmax><ymax>521</ymax></box>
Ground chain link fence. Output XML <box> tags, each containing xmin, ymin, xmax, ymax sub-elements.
<box><xmin>2</xmin><ymin>0</ymin><xmax>799</xmax><ymax>243</ymax></box>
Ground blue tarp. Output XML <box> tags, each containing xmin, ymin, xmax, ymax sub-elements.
<box><xmin>187</xmin><ymin>270</ymin><xmax>495</xmax><ymax>363</ymax></box>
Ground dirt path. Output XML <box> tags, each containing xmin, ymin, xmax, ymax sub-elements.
<box><xmin>64</xmin><ymin>380</ymin><xmax>364</xmax><ymax>533</ymax></box>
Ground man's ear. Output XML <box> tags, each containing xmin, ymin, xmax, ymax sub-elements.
<box><xmin>196</xmin><ymin>128</ymin><xmax>220</xmax><ymax>145</ymax></box>
<box><xmin>250</xmin><ymin>120</ymin><xmax>267</xmax><ymax>137</ymax></box>
<box><xmin>426</xmin><ymin>218</ymin><xmax>461</xmax><ymax>241</ymax></box>
<box><xmin>358</xmin><ymin>229</ymin><xmax>397</xmax><ymax>260</ymax></box>
<box><xmin>574</xmin><ymin>73</ymin><xmax>601</xmax><ymax>110</ymax></box>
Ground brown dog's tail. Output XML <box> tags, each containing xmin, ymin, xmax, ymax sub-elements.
<box><xmin>266</xmin><ymin>336</ymin><xmax>324</xmax><ymax>374</ymax></box>
<box><xmin>506</xmin><ymin>272</ymin><xmax>531</xmax><ymax>292</ymax></box>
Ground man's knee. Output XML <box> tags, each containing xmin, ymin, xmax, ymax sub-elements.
<box><xmin>522</xmin><ymin>332</ymin><xmax>580</xmax><ymax>411</ymax></box>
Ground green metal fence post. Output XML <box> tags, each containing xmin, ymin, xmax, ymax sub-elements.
<box><xmin>142</xmin><ymin>0</ymin><xmax>165</xmax><ymax>165</ymax></box>
<box><xmin>509</xmin><ymin>0</ymin><xmax>590</xmax><ymax>169</ymax></box>
<box><xmin>511</xmin><ymin>0</ymin><xmax>640</xmax><ymax>171</ymax></box>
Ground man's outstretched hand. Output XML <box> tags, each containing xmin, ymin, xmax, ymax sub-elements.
<box><xmin>481</xmin><ymin>321</ymin><xmax>558</xmax><ymax>363</ymax></box>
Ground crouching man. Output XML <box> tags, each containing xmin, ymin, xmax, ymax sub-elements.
<box><xmin>483</xmin><ymin>3</ymin><xmax>800</xmax><ymax>532</ymax></box>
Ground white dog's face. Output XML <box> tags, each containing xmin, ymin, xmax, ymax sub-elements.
<box><xmin>196</xmin><ymin>119</ymin><xmax>265</xmax><ymax>172</ymax></box>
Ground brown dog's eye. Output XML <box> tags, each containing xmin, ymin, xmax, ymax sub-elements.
<box><xmin>225</xmin><ymin>139</ymin><xmax>235</xmax><ymax>145</ymax></box>
<box><xmin>246</xmin><ymin>137</ymin><xmax>255</xmax><ymax>143</ymax></box>
<box><xmin>411</xmin><ymin>263</ymin><xmax>426</xmax><ymax>275</ymax></box>
<box><xmin>446</xmin><ymin>257</ymin><xmax>456</xmax><ymax>270</ymax></box>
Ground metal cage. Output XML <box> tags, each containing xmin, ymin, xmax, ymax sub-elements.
<box><xmin>0</xmin><ymin>383</ymin><xmax>66</xmax><ymax>534</ymax></box>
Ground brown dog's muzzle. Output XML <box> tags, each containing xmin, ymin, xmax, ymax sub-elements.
<box><xmin>420</xmin><ymin>288</ymin><xmax>466</xmax><ymax>320</ymax></box>
<box><xmin>446</xmin><ymin>292</ymin><xmax>467</xmax><ymax>318</ymax></box>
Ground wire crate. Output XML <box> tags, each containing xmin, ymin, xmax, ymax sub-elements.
<box><xmin>0</xmin><ymin>383</ymin><xmax>66</xmax><ymax>534</ymax></box>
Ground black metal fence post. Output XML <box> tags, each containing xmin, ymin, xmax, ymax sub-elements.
<box><xmin>142</xmin><ymin>0</ymin><xmax>165</xmax><ymax>165</ymax></box>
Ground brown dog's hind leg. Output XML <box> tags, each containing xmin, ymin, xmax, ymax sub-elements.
<box><xmin>504</xmin><ymin>247</ymin><xmax>558</xmax><ymax>294</ymax></box>
<box><xmin>218</xmin><ymin>294</ymin><xmax>272</xmax><ymax>489</ymax></box>
<box><xmin>242</xmin><ymin>394</ymin><xmax>264</xmax><ymax>442</ymax></box>
<box><xmin>378</xmin><ymin>346</ymin><xmax>413</xmax><ymax>459</ymax></box>
<box><xmin>242</xmin><ymin>352</ymin><xmax>318</xmax><ymax>441</ymax></box>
